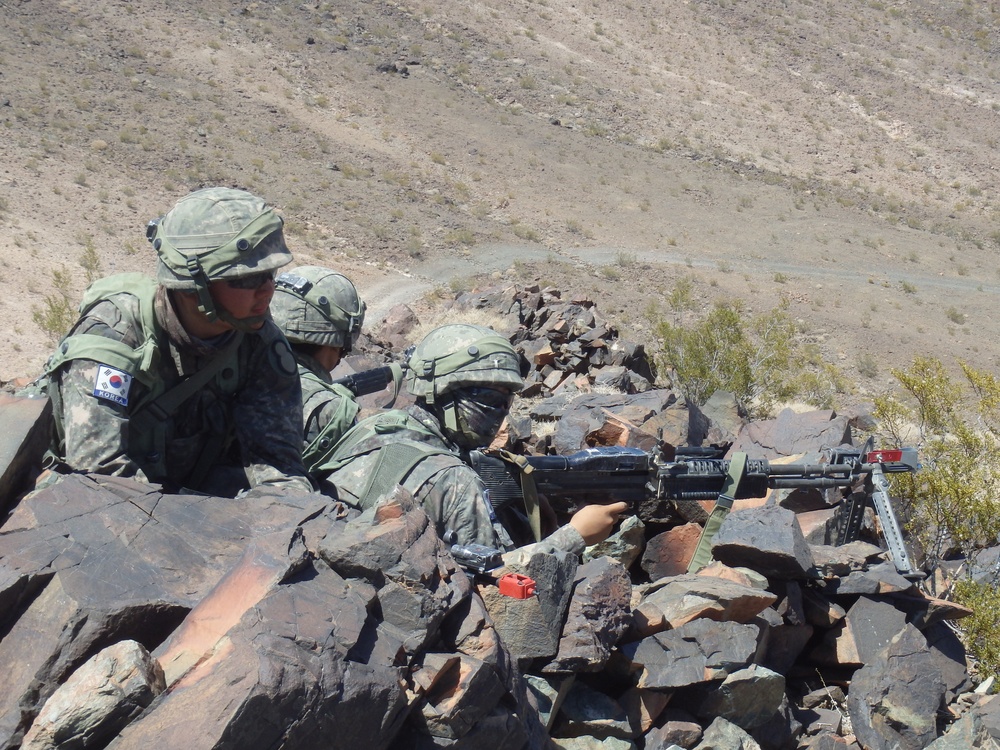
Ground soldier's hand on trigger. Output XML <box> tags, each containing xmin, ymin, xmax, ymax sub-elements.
<box><xmin>569</xmin><ymin>501</ymin><xmax>629</xmax><ymax>546</ymax></box>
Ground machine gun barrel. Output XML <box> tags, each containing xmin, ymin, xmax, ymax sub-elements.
<box><xmin>331</xmin><ymin>365</ymin><xmax>396</xmax><ymax>397</ymax></box>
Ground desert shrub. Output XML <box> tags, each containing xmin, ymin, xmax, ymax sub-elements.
<box><xmin>79</xmin><ymin>237</ymin><xmax>102</xmax><ymax>283</ymax></box>
<box><xmin>32</xmin><ymin>267</ymin><xmax>77</xmax><ymax>342</ymax></box>
<box><xmin>951</xmin><ymin>578</ymin><xmax>1000</xmax><ymax>681</ymax></box>
<box><xmin>873</xmin><ymin>356</ymin><xmax>1000</xmax><ymax>678</ymax></box>
<box><xmin>651</xmin><ymin>299</ymin><xmax>835</xmax><ymax>416</ymax></box>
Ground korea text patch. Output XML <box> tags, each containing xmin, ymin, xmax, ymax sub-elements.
<box><xmin>93</xmin><ymin>365</ymin><xmax>133</xmax><ymax>406</ymax></box>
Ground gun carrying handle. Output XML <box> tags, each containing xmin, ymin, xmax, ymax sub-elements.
<box><xmin>686</xmin><ymin>452</ymin><xmax>748</xmax><ymax>574</ymax></box>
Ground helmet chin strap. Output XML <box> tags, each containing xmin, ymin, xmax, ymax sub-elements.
<box><xmin>431</xmin><ymin>398</ymin><xmax>464</xmax><ymax>447</ymax></box>
<box><xmin>216</xmin><ymin>307</ymin><xmax>268</xmax><ymax>333</ymax></box>
<box><xmin>186</xmin><ymin>256</ymin><xmax>267</xmax><ymax>334</ymax></box>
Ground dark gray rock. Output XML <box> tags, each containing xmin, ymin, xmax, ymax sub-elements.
<box><xmin>924</xmin><ymin>621</ymin><xmax>973</xmax><ymax>702</ymax></box>
<box><xmin>729</xmin><ymin>409</ymin><xmax>851</xmax><ymax>460</ymax></box>
<box><xmin>813</xmin><ymin>595</ymin><xmax>908</xmax><ymax>667</ymax></box>
<box><xmin>0</xmin><ymin>394</ymin><xmax>50</xmax><ymax>517</ymax></box>
<box><xmin>583</xmin><ymin>515</ymin><xmax>645</xmax><ymax>570</ymax></box>
<box><xmin>821</xmin><ymin>561</ymin><xmax>916</xmax><ymax>596</ymax></box>
<box><xmin>545</xmin><ymin>557</ymin><xmax>631</xmax><ymax>673</ymax></box>
<box><xmin>643</xmin><ymin>706</ymin><xmax>702</xmax><ymax>749</ymax></box>
<box><xmin>925</xmin><ymin>694</ymin><xmax>1000</xmax><ymax>749</ymax></box>
<box><xmin>525</xmin><ymin>674</ymin><xmax>574</xmax><ymax>732</ymax></box>
<box><xmin>692</xmin><ymin>717</ymin><xmax>762</xmax><ymax>749</ymax></box>
<box><xmin>695</xmin><ymin>664</ymin><xmax>785</xmax><ymax>731</ymax></box>
<box><xmin>0</xmin><ymin>475</ymin><xmax>329</xmax><ymax>747</ymax></box>
<box><xmin>622</xmin><ymin>619</ymin><xmax>759</xmax><ymax>690</ymax></box>
<box><xmin>556</xmin><ymin>680</ymin><xmax>632</xmax><ymax>740</ymax></box>
<box><xmin>809</xmin><ymin>541</ymin><xmax>885</xmax><ymax>578</ymax></box>
<box><xmin>504</xmin><ymin>546</ymin><xmax>579</xmax><ymax>649</ymax></box>
<box><xmin>110</xmin><ymin>558</ymin><xmax>409</xmax><ymax>750</ymax></box>
<box><xmin>21</xmin><ymin>640</ymin><xmax>164</xmax><ymax>750</ymax></box>
<box><xmin>694</xmin><ymin>390</ymin><xmax>745</xmax><ymax>447</ymax></box>
<box><xmin>632</xmin><ymin>573</ymin><xmax>776</xmax><ymax>635</ymax></box>
<box><xmin>413</xmin><ymin>654</ymin><xmax>507</xmax><ymax>740</ymax></box>
<box><xmin>319</xmin><ymin>489</ymin><xmax>471</xmax><ymax>654</ymax></box>
<box><xmin>712</xmin><ymin>505</ymin><xmax>816</xmax><ymax>580</ymax></box>
<box><xmin>847</xmin><ymin>623</ymin><xmax>946</xmax><ymax>750</ymax></box>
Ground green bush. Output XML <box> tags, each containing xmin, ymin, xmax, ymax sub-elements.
<box><xmin>32</xmin><ymin>267</ymin><xmax>77</xmax><ymax>342</ymax></box>
<box><xmin>874</xmin><ymin>356</ymin><xmax>1000</xmax><ymax>678</ymax></box>
<box><xmin>874</xmin><ymin>357</ymin><xmax>1000</xmax><ymax>567</ymax></box>
<box><xmin>651</xmin><ymin>299</ymin><xmax>836</xmax><ymax>415</ymax></box>
<box><xmin>951</xmin><ymin>578</ymin><xmax>1000</xmax><ymax>681</ymax></box>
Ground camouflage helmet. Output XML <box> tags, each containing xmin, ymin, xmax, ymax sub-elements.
<box><xmin>151</xmin><ymin>187</ymin><xmax>292</xmax><ymax>291</ymax></box>
<box><xmin>406</xmin><ymin>323</ymin><xmax>523</xmax><ymax>404</ymax></box>
<box><xmin>271</xmin><ymin>267</ymin><xmax>366</xmax><ymax>350</ymax></box>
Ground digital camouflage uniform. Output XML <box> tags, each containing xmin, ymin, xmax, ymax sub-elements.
<box><xmin>269</xmin><ymin>267</ymin><xmax>365</xmax><ymax>474</ymax></box>
<box><xmin>39</xmin><ymin>187</ymin><xmax>313</xmax><ymax>496</ymax></box>
<box><xmin>296</xmin><ymin>351</ymin><xmax>359</xmax><ymax>460</ymax></box>
<box><xmin>319</xmin><ymin>324</ymin><xmax>586</xmax><ymax>554</ymax></box>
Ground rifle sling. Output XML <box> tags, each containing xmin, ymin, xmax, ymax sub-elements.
<box><xmin>130</xmin><ymin>331</ymin><xmax>244</xmax><ymax>485</ymax></box>
<box><xmin>687</xmin><ymin>452</ymin><xmax>748</xmax><ymax>574</ymax></box>
<box><xmin>383</xmin><ymin>362</ymin><xmax>404</xmax><ymax>409</ymax></box>
<box><xmin>497</xmin><ymin>450</ymin><xmax>542</xmax><ymax>542</ymax></box>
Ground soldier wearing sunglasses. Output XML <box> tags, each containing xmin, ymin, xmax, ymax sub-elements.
<box><xmin>28</xmin><ymin>187</ymin><xmax>313</xmax><ymax>497</ymax></box>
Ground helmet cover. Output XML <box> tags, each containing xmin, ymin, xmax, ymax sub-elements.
<box><xmin>152</xmin><ymin>187</ymin><xmax>292</xmax><ymax>289</ymax></box>
<box><xmin>406</xmin><ymin>323</ymin><xmax>523</xmax><ymax>403</ymax></box>
<box><xmin>271</xmin><ymin>267</ymin><xmax>366</xmax><ymax>349</ymax></box>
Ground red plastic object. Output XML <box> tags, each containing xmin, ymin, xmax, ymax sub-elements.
<box><xmin>498</xmin><ymin>573</ymin><xmax>536</xmax><ymax>599</ymax></box>
<box><xmin>865</xmin><ymin>449</ymin><xmax>903</xmax><ymax>463</ymax></box>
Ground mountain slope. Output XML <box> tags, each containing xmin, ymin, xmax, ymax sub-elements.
<box><xmin>1</xmin><ymin>0</ymin><xmax>998</xmax><ymax>396</ymax></box>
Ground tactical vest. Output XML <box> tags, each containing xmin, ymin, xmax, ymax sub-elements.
<box><xmin>44</xmin><ymin>273</ymin><xmax>245</xmax><ymax>487</ymax></box>
<box><xmin>317</xmin><ymin>409</ymin><xmax>452</xmax><ymax>508</ymax></box>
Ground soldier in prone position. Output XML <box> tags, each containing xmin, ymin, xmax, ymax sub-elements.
<box><xmin>269</xmin><ymin>267</ymin><xmax>366</xmax><ymax>475</ymax></box>
<box><xmin>30</xmin><ymin>187</ymin><xmax>313</xmax><ymax>497</ymax></box>
<box><xmin>317</xmin><ymin>323</ymin><xmax>627</xmax><ymax>554</ymax></box>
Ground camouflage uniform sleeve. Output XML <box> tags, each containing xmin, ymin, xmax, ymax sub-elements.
<box><xmin>517</xmin><ymin>523</ymin><xmax>586</xmax><ymax>556</ymax></box>
<box><xmin>301</xmin><ymin>375</ymin><xmax>359</xmax><ymax>448</ymax></box>
<box><xmin>234</xmin><ymin>331</ymin><xmax>314</xmax><ymax>494</ymax></box>
<box><xmin>54</xmin><ymin>359</ymin><xmax>148</xmax><ymax>480</ymax></box>
<box><xmin>414</xmin><ymin>462</ymin><xmax>585</xmax><ymax>554</ymax></box>
<box><xmin>415</xmin><ymin>463</ymin><xmax>508</xmax><ymax>549</ymax></box>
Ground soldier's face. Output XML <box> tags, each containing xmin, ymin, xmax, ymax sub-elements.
<box><xmin>209</xmin><ymin>275</ymin><xmax>276</xmax><ymax>330</ymax></box>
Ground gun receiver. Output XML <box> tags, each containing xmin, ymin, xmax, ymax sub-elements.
<box><xmin>470</xmin><ymin>444</ymin><xmax>922</xmax><ymax>578</ymax></box>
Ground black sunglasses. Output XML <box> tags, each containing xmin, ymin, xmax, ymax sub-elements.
<box><xmin>225</xmin><ymin>271</ymin><xmax>276</xmax><ymax>290</ymax></box>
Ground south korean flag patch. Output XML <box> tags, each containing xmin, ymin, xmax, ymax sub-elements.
<box><xmin>93</xmin><ymin>365</ymin><xmax>133</xmax><ymax>406</ymax></box>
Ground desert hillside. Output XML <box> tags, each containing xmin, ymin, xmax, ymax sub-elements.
<box><xmin>2</xmin><ymin>0</ymin><xmax>998</xmax><ymax>401</ymax></box>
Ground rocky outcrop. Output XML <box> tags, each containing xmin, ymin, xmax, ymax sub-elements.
<box><xmin>0</xmin><ymin>283</ymin><xmax>988</xmax><ymax>749</ymax></box>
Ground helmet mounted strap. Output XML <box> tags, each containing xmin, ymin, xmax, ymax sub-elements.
<box><xmin>419</xmin><ymin>360</ymin><xmax>436</xmax><ymax>405</ymax></box>
<box><xmin>186</xmin><ymin>256</ymin><xmax>218</xmax><ymax>322</ymax></box>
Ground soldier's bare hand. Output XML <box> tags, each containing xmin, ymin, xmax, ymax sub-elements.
<box><xmin>569</xmin><ymin>501</ymin><xmax>629</xmax><ymax>546</ymax></box>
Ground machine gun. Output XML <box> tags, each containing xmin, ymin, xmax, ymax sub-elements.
<box><xmin>469</xmin><ymin>441</ymin><xmax>922</xmax><ymax>578</ymax></box>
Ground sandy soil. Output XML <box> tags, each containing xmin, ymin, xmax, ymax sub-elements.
<box><xmin>2</xmin><ymin>0</ymin><xmax>999</xmax><ymax>410</ymax></box>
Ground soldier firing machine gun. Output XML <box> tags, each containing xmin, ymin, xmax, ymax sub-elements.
<box><xmin>469</xmin><ymin>441</ymin><xmax>922</xmax><ymax>579</ymax></box>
